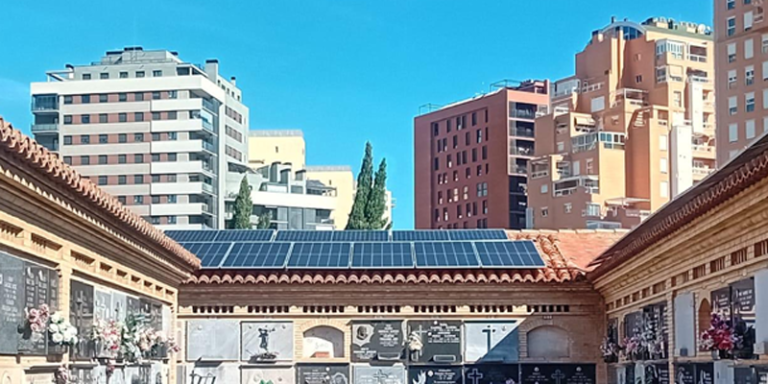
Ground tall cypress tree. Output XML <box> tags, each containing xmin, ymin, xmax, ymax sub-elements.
<box><xmin>232</xmin><ymin>176</ymin><xmax>253</xmax><ymax>229</ymax></box>
<box><xmin>346</xmin><ymin>142</ymin><xmax>374</xmax><ymax>229</ymax></box>
<box><xmin>364</xmin><ymin>158</ymin><xmax>387</xmax><ymax>229</ymax></box>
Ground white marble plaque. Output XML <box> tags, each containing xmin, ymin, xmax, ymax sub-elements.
<box><xmin>353</xmin><ymin>365</ymin><xmax>406</xmax><ymax>384</ymax></box>
<box><xmin>242</xmin><ymin>321</ymin><xmax>294</xmax><ymax>362</ymax></box>
<box><xmin>242</xmin><ymin>366</ymin><xmax>295</xmax><ymax>384</ymax></box>
<box><xmin>187</xmin><ymin>319</ymin><xmax>240</xmax><ymax>361</ymax></box>
<box><xmin>184</xmin><ymin>363</ymin><xmax>240</xmax><ymax>384</ymax></box>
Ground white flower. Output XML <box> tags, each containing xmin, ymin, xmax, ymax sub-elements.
<box><xmin>50</xmin><ymin>312</ymin><xmax>63</xmax><ymax>324</ymax></box>
<box><xmin>52</xmin><ymin>333</ymin><xmax>64</xmax><ymax>343</ymax></box>
<box><xmin>70</xmin><ymin>336</ymin><xmax>78</xmax><ymax>345</ymax></box>
<box><xmin>49</xmin><ymin>323</ymin><xmax>59</xmax><ymax>333</ymax></box>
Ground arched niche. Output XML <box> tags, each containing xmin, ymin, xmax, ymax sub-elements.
<box><xmin>527</xmin><ymin>325</ymin><xmax>570</xmax><ymax>358</ymax></box>
<box><xmin>303</xmin><ymin>326</ymin><xmax>344</xmax><ymax>358</ymax></box>
<box><xmin>698</xmin><ymin>298</ymin><xmax>712</xmax><ymax>338</ymax></box>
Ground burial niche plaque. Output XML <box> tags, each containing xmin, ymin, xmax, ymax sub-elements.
<box><xmin>241</xmin><ymin>321</ymin><xmax>294</xmax><ymax>362</ymax></box>
<box><xmin>353</xmin><ymin>366</ymin><xmax>406</xmax><ymax>384</ymax></box>
<box><xmin>18</xmin><ymin>264</ymin><xmax>52</xmax><ymax>355</ymax></box>
<box><xmin>520</xmin><ymin>364</ymin><xmax>596</xmax><ymax>384</ymax></box>
<box><xmin>352</xmin><ymin>320</ymin><xmax>405</xmax><ymax>362</ymax></box>
<box><xmin>464</xmin><ymin>321</ymin><xmax>519</xmax><ymax>363</ymax></box>
<box><xmin>0</xmin><ymin>251</ymin><xmax>23</xmax><ymax>355</ymax></box>
<box><xmin>464</xmin><ymin>364</ymin><xmax>520</xmax><ymax>384</ymax></box>
<box><xmin>70</xmin><ymin>279</ymin><xmax>95</xmax><ymax>360</ymax></box>
<box><xmin>242</xmin><ymin>366</ymin><xmax>296</xmax><ymax>384</ymax></box>
<box><xmin>408</xmin><ymin>366</ymin><xmax>463</xmax><ymax>384</ymax></box>
<box><xmin>674</xmin><ymin>364</ymin><xmax>695</xmax><ymax>384</ymax></box>
<box><xmin>407</xmin><ymin>320</ymin><xmax>462</xmax><ymax>364</ymax></box>
<box><xmin>297</xmin><ymin>364</ymin><xmax>350</xmax><ymax>384</ymax></box>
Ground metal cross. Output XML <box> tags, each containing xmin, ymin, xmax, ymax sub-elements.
<box><xmin>373</xmin><ymin>369</ymin><xmax>390</xmax><ymax>384</ymax></box>
<box><xmin>482</xmin><ymin>327</ymin><xmax>496</xmax><ymax>352</ymax></box>
<box><xmin>551</xmin><ymin>370</ymin><xmax>566</xmax><ymax>384</ymax></box>
<box><xmin>468</xmin><ymin>369</ymin><xmax>484</xmax><ymax>384</ymax></box>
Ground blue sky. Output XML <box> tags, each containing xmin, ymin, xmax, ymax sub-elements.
<box><xmin>0</xmin><ymin>0</ymin><xmax>712</xmax><ymax>229</ymax></box>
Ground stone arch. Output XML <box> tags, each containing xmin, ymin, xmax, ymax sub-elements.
<box><xmin>303</xmin><ymin>325</ymin><xmax>345</xmax><ymax>358</ymax></box>
<box><xmin>698</xmin><ymin>297</ymin><xmax>712</xmax><ymax>338</ymax></box>
<box><xmin>527</xmin><ymin>325</ymin><xmax>570</xmax><ymax>358</ymax></box>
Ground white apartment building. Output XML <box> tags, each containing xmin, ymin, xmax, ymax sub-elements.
<box><xmin>30</xmin><ymin>47</ymin><xmax>249</xmax><ymax>230</ymax></box>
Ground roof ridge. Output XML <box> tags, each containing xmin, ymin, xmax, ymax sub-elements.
<box><xmin>0</xmin><ymin>117</ymin><xmax>199</xmax><ymax>270</ymax></box>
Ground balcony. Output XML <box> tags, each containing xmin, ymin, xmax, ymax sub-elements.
<box><xmin>31</xmin><ymin>95</ymin><xmax>58</xmax><ymax>113</ymax></box>
<box><xmin>202</xmin><ymin>183</ymin><xmax>216</xmax><ymax>194</ymax></box>
<box><xmin>531</xmin><ymin>170</ymin><xmax>549</xmax><ymax>179</ymax></box>
<box><xmin>688</xmin><ymin>54</ymin><xmax>707</xmax><ymax>63</ymax></box>
<box><xmin>509</xmin><ymin>128</ymin><xmax>535</xmax><ymax>138</ymax></box>
<box><xmin>31</xmin><ymin>124</ymin><xmax>59</xmax><ymax>133</ymax></box>
<box><xmin>509</xmin><ymin>147</ymin><xmax>534</xmax><ymax>157</ymax></box>
<box><xmin>202</xmin><ymin>141</ymin><xmax>216</xmax><ymax>153</ymax></box>
<box><xmin>692</xmin><ymin>144</ymin><xmax>715</xmax><ymax>156</ymax></box>
<box><xmin>511</xmin><ymin>166</ymin><xmax>528</xmax><ymax>175</ymax></box>
<box><xmin>693</xmin><ymin>166</ymin><xmax>714</xmax><ymax>176</ymax></box>
<box><xmin>510</xmin><ymin>109</ymin><xmax>537</xmax><ymax>120</ymax></box>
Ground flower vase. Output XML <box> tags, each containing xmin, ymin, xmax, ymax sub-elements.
<box><xmin>711</xmin><ymin>350</ymin><xmax>720</xmax><ymax>360</ymax></box>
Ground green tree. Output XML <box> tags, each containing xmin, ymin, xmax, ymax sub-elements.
<box><xmin>364</xmin><ymin>158</ymin><xmax>388</xmax><ymax>229</ymax></box>
<box><xmin>232</xmin><ymin>176</ymin><xmax>253</xmax><ymax>229</ymax></box>
<box><xmin>256</xmin><ymin>212</ymin><xmax>271</xmax><ymax>229</ymax></box>
<box><xmin>346</xmin><ymin>142</ymin><xmax>374</xmax><ymax>229</ymax></box>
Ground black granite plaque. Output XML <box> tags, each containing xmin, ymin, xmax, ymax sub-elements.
<box><xmin>674</xmin><ymin>364</ymin><xmax>694</xmax><ymax>384</ymax></box>
<box><xmin>464</xmin><ymin>364</ymin><xmax>520</xmax><ymax>384</ymax></box>
<box><xmin>150</xmin><ymin>303</ymin><xmax>163</xmax><ymax>331</ymax></box>
<box><xmin>625</xmin><ymin>365</ymin><xmax>635</xmax><ymax>384</ymax></box>
<box><xmin>140</xmin><ymin>298</ymin><xmax>152</xmax><ymax>323</ymax></box>
<box><xmin>352</xmin><ymin>320</ymin><xmax>405</xmax><ymax>362</ymax></box>
<box><xmin>694</xmin><ymin>364</ymin><xmax>713</xmax><ymax>384</ymax></box>
<box><xmin>643</xmin><ymin>302</ymin><xmax>668</xmax><ymax>359</ymax></box>
<box><xmin>297</xmin><ymin>364</ymin><xmax>350</xmax><ymax>384</ymax></box>
<box><xmin>735</xmin><ymin>367</ymin><xmax>756</xmax><ymax>384</ymax></box>
<box><xmin>732</xmin><ymin>278</ymin><xmax>756</xmax><ymax>357</ymax></box>
<box><xmin>0</xmin><ymin>251</ymin><xmax>23</xmax><ymax>355</ymax></box>
<box><xmin>409</xmin><ymin>366</ymin><xmax>463</xmax><ymax>384</ymax></box>
<box><xmin>711</xmin><ymin>287</ymin><xmax>732</xmax><ymax>316</ymax></box>
<box><xmin>127</xmin><ymin>296</ymin><xmax>141</xmax><ymax>318</ymax></box>
<box><xmin>408</xmin><ymin>320</ymin><xmax>462</xmax><ymax>364</ymax></box>
<box><xmin>623</xmin><ymin>312</ymin><xmax>643</xmax><ymax>339</ymax></box>
<box><xmin>521</xmin><ymin>364</ymin><xmax>595</xmax><ymax>384</ymax></box>
<box><xmin>643</xmin><ymin>364</ymin><xmax>669</xmax><ymax>384</ymax></box>
<box><xmin>656</xmin><ymin>364</ymin><xmax>669</xmax><ymax>384</ymax></box>
<box><xmin>70</xmin><ymin>279</ymin><xmax>95</xmax><ymax>360</ymax></box>
<box><xmin>18</xmin><ymin>264</ymin><xmax>50</xmax><ymax>355</ymax></box>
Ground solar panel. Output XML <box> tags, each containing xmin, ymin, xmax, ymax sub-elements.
<box><xmin>215</xmin><ymin>230</ymin><xmax>274</xmax><ymax>242</ymax></box>
<box><xmin>286</xmin><ymin>242</ymin><xmax>351</xmax><ymax>268</ymax></box>
<box><xmin>392</xmin><ymin>230</ymin><xmax>450</xmax><ymax>242</ymax></box>
<box><xmin>332</xmin><ymin>230</ymin><xmax>390</xmax><ymax>242</ymax></box>
<box><xmin>351</xmin><ymin>242</ymin><xmax>414</xmax><ymax>269</ymax></box>
<box><xmin>447</xmin><ymin>229</ymin><xmax>508</xmax><ymax>241</ymax></box>
<box><xmin>413</xmin><ymin>242</ymin><xmax>480</xmax><ymax>268</ymax></box>
<box><xmin>274</xmin><ymin>231</ymin><xmax>334</xmax><ymax>242</ymax></box>
<box><xmin>165</xmin><ymin>230</ymin><xmax>219</xmax><ymax>242</ymax></box>
<box><xmin>474</xmin><ymin>241</ymin><xmax>546</xmax><ymax>268</ymax></box>
<box><xmin>221</xmin><ymin>242</ymin><xmax>291</xmax><ymax>268</ymax></box>
<box><xmin>180</xmin><ymin>242</ymin><xmax>232</xmax><ymax>268</ymax></box>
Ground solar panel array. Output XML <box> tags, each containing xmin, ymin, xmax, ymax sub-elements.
<box><xmin>167</xmin><ymin>230</ymin><xmax>546</xmax><ymax>270</ymax></box>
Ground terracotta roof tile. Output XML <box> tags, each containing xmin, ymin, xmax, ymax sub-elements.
<box><xmin>185</xmin><ymin>231</ymin><xmax>619</xmax><ymax>286</ymax></box>
<box><xmin>0</xmin><ymin>117</ymin><xmax>200</xmax><ymax>270</ymax></box>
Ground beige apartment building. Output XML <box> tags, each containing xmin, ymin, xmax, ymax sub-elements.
<box><xmin>528</xmin><ymin>17</ymin><xmax>715</xmax><ymax>230</ymax></box>
<box><xmin>247</xmin><ymin>130</ymin><xmax>393</xmax><ymax>229</ymax></box>
<box><xmin>715</xmin><ymin>0</ymin><xmax>768</xmax><ymax>163</ymax></box>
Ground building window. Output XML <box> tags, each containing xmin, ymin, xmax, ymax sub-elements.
<box><xmin>118</xmin><ymin>133</ymin><xmax>127</xmax><ymax>143</ymax></box>
<box><xmin>118</xmin><ymin>176</ymin><xmax>126</xmax><ymax>185</ymax></box>
<box><xmin>100</xmin><ymin>72</ymin><xmax>109</xmax><ymax>79</ymax></box>
<box><xmin>81</xmin><ymin>135</ymin><xmax>90</xmax><ymax>144</ymax></box>
<box><xmin>586</xmin><ymin>159</ymin><xmax>594</xmax><ymax>174</ymax></box>
<box><xmin>727</xmin><ymin>0</ymin><xmax>735</xmax><ymax>8</ymax></box>
<box><xmin>117</xmin><ymin>196</ymin><xmax>126</xmax><ymax>205</ymax></box>
<box><xmin>152</xmin><ymin>133</ymin><xmax>160</xmax><ymax>141</ymax></box>
<box><xmin>135</xmin><ymin>154</ymin><xmax>144</xmax><ymax>163</ymax></box>
<box><xmin>135</xmin><ymin>112</ymin><xmax>144</xmax><ymax>122</ymax></box>
<box><xmin>746</xmin><ymin>65</ymin><xmax>755</xmax><ymax>85</ymax></box>
<box><xmin>134</xmin><ymin>133</ymin><xmax>144</xmax><ymax>142</ymax></box>
<box><xmin>729</xmin><ymin>123</ymin><xmax>739</xmax><ymax>142</ymax></box>
<box><xmin>136</xmin><ymin>71</ymin><xmax>145</xmax><ymax>78</ymax></box>
<box><xmin>81</xmin><ymin>95</ymin><xmax>91</xmax><ymax>104</ymax></box>
<box><xmin>63</xmin><ymin>136</ymin><xmax>72</xmax><ymax>145</ymax></box>
<box><xmin>168</xmin><ymin>111</ymin><xmax>177</xmax><ymax>120</ymax></box>
<box><xmin>541</xmin><ymin>207</ymin><xmax>549</xmax><ymax>217</ymax></box>
<box><xmin>482</xmin><ymin>146</ymin><xmax>487</xmax><ymax>160</ymax></box>
<box><xmin>673</xmin><ymin>91</ymin><xmax>682</xmax><ymax>108</ymax></box>
<box><xmin>119</xmin><ymin>71</ymin><xmax>128</xmax><ymax>79</ymax></box>
<box><xmin>476</xmin><ymin>182</ymin><xmax>488</xmax><ymax>197</ymax></box>
<box><xmin>564</xmin><ymin>203</ymin><xmax>572</xmax><ymax>214</ymax></box>
<box><xmin>99</xmin><ymin>94</ymin><xmax>108</xmax><ymax>103</ymax></box>
<box><xmin>432</xmin><ymin>123</ymin><xmax>439</xmax><ymax>137</ymax></box>
<box><xmin>118</xmin><ymin>155</ymin><xmax>126</xmax><ymax>164</ymax></box>
<box><xmin>63</xmin><ymin>156</ymin><xmax>71</xmax><ymax>165</ymax></box>
<box><xmin>168</xmin><ymin>216</ymin><xmax>177</xmax><ymax>224</ymax></box>
<box><xmin>660</xmin><ymin>181</ymin><xmax>669</xmax><ymax>198</ymax></box>
<box><xmin>746</xmin><ymin>11</ymin><xmax>754</xmax><ymax>32</ymax></box>
<box><xmin>476</xmin><ymin>129</ymin><xmax>482</xmax><ymax>143</ymax></box>
<box><xmin>168</xmin><ymin>153</ymin><xmax>177</xmax><ymax>162</ymax></box>
<box><xmin>635</xmin><ymin>75</ymin><xmax>642</xmax><ymax>83</ymax></box>
<box><xmin>134</xmin><ymin>175</ymin><xmax>143</xmax><ymax>184</ymax></box>
<box><xmin>99</xmin><ymin>134</ymin><xmax>108</xmax><ymax>144</ymax></box>
<box><xmin>98</xmin><ymin>176</ymin><xmax>107</xmax><ymax>185</ymax></box>
<box><xmin>168</xmin><ymin>90</ymin><xmax>178</xmax><ymax>99</ymax></box>
<box><xmin>747</xmin><ymin>119</ymin><xmax>756</xmax><ymax>139</ymax></box>
<box><xmin>153</xmin><ymin>70</ymin><xmax>162</xmax><ymax>77</ymax></box>
<box><xmin>541</xmin><ymin>184</ymin><xmax>548</xmax><ymax>194</ymax></box>
<box><xmin>747</xmin><ymin>92</ymin><xmax>756</xmax><ymax>112</ymax></box>
<box><xmin>729</xmin><ymin>96</ymin><xmax>738</xmax><ymax>115</ymax></box>
<box><xmin>63</xmin><ymin>95</ymin><xmax>72</xmax><ymax>105</ymax></box>
<box><xmin>99</xmin><ymin>113</ymin><xmax>108</xmax><ymax>123</ymax></box>
<box><xmin>119</xmin><ymin>93</ymin><xmax>127</xmax><ymax>102</ymax></box>
<box><xmin>728</xmin><ymin>43</ymin><xmax>737</xmax><ymax>63</ymax></box>
<box><xmin>728</xmin><ymin>17</ymin><xmax>736</xmax><ymax>37</ymax></box>
<box><xmin>152</xmin><ymin>154</ymin><xmax>160</xmax><ymax>162</ymax></box>
<box><xmin>135</xmin><ymin>92</ymin><xmax>144</xmax><ymax>101</ymax></box>
<box><xmin>152</xmin><ymin>112</ymin><xmax>161</xmax><ymax>120</ymax></box>
<box><xmin>98</xmin><ymin>155</ymin><xmax>107</xmax><ymax>165</ymax></box>
<box><xmin>82</xmin><ymin>73</ymin><xmax>91</xmax><ymax>80</ymax></box>
<box><xmin>168</xmin><ymin>132</ymin><xmax>177</xmax><ymax>140</ymax></box>
<box><xmin>659</xmin><ymin>135</ymin><xmax>668</xmax><ymax>151</ymax></box>
<box><xmin>134</xmin><ymin>196</ymin><xmax>143</xmax><ymax>204</ymax></box>
<box><xmin>81</xmin><ymin>115</ymin><xmax>90</xmax><ymax>124</ymax></box>
<box><xmin>433</xmin><ymin>158</ymin><xmax>439</xmax><ymax>171</ymax></box>
<box><xmin>660</xmin><ymin>158</ymin><xmax>668</xmax><ymax>173</ymax></box>
<box><xmin>81</xmin><ymin>156</ymin><xmax>90</xmax><ymax>165</ymax></box>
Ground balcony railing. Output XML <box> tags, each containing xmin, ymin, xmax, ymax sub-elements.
<box><xmin>512</xmin><ymin>166</ymin><xmax>528</xmax><ymax>175</ymax></box>
<box><xmin>31</xmin><ymin>124</ymin><xmax>59</xmax><ymax>133</ymax></box>
<box><xmin>509</xmin><ymin>128</ymin><xmax>535</xmax><ymax>138</ymax></box>
<box><xmin>202</xmin><ymin>141</ymin><xmax>216</xmax><ymax>152</ymax></box>
<box><xmin>689</xmin><ymin>54</ymin><xmax>707</xmax><ymax>63</ymax></box>
<box><xmin>693</xmin><ymin>166</ymin><xmax>714</xmax><ymax>176</ymax></box>
<box><xmin>509</xmin><ymin>147</ymin><xmax>534</xmax><ymax>156</ymax></box>
<box><xmin>510</xmin><ymin>110</ymin><xmax>537</xmax><ymax>119</ymax></box>
<box><xmin>692</xmin><ymin>144</ymin><xmax>715</xmax><ymax>153</ymax></box>
<box><xmin>531</xmin><ymin>170</ymin><xmax>549</xmax><ymax>179</ymax></box>
<box><xmin>554</xmin><ymin>187</ymin><xmax>577</xmax><ymax>197</ymax></box>
<box><xmin>202</xmin><ymin>183</ymin><xmax>215</xmax><ymax>194</ymax></box>
<box><xmin>201</xmin><ymin>98</ymin><xmax>217</xmax><ymax>113</ymax></box>
<box><xmin>31</xmin><ymin>96</ymin><xmax>58</xmax><ymax>112</ymax></box>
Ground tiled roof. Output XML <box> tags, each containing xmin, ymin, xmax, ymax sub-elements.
<box><xmin>185</xmin><ymin>230</ymin><xmax>622</xmax><ymax>286</ymax></box>
<box><xmin>0</xmin><ymin>117</ymin><xmax>200</xmax><ymax>270</ymax></box>
<box><xmin>589</xmin><ymin>131</ymin><xmax>768</xmax><ymax>279</ymax></box>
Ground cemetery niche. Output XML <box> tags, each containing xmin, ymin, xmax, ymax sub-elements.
<box><xmin>0</xmin><ymin>251</ymin><xmax>24</xmax><ymax>355</ymax></box>
<box><xmin>464</xmin><ymin>321</ymin><xmax>519</xmax><ymax>363</ymax></box>
<box><xmin>464</xmin><ymin>364</ymin><xmax>519</xmax><ymax>384</ymax></box>
<box><xmin>297</xmin><ymin>364</ymin><xmax>350</xmax><ymax>384</ymax></box>
<box><xmin>351</xmin><ymin>320</ymin><xmax>405</xmax><ymax>362</ymax></box>
<box><xmin>407</xmin><ymin>321</ymin><xmax>462</xmax><ymax>364</ymax></box>
<box><xmin>187</xmin><ymin>319</ymin><xmax>240</xmax><ymax>361</ymax></box>
<box><xmin>303</xmin><ymin>326</ymin><xmax>345</xmax><ymax>359</ymax></box>
<box><xmin>18</xmin><ymin>261</ymin><xmax>59</xmax><ymax>356</ymax></box>
<box><xmin>408</xmin><ymin>366</ymin><xmax>463</xmax><ymax>384</ymax></box>
<box><xmin>353</xmin><ymin>365</ymin><xmax>406</xmax><ymax>384</ymax></box>
<box><xmin>242</xmin><ymin>366</ymin><xmax>296</xmax><ymax>384</ymax></box>
<box><xmin>520</xmin><ymin>364</ymin><xmax>596</xmax><ymax>384</ymax></box>
<box><xmin>242</xmin><ymin>321</ymin><xmax>294</xmax><ymax>362</ymax></box>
